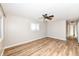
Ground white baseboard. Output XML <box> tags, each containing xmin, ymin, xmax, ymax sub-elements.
<box><xmin>47</xmin><ymin>36</ymin><xmax>66</xmax><ymax>41</ymax></box>
<box><xmin>4</xmin><ymin>37</ymin><xmax>46</xmax><ymax>49</ymax></box>
<box><xmin>1</xmin><ymin>49</ymin><xmax>4</xmax><ymax>56</ymax></box>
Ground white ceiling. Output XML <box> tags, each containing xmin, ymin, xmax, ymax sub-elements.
<box><xmin>1</xmin><ymin>3</ymin><xmax>79</xmax><ymax>21</ymax></box>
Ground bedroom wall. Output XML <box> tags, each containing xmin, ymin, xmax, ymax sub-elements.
<box><xmin>0</xmin><ymin>6</ymin><xmax>4</xmax><ymax>55</ymax></box>
<box><xmin>4</xmin><ymin>15</ymin><xmax>46</xmax><ymax>48</ymax></box>
<box><xmin>47</xmin><ymin>20</ymin><xmax>66</xmax><ymax>40</ymax></box>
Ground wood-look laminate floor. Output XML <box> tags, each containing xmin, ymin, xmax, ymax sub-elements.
<box><xmin>4</xmin><ymin>37</ymin><xmax>79</xmax><ymax>56</ymax></box>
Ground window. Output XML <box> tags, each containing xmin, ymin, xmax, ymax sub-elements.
<box><xmin>31</xmin><ymin>23</ymin><xmax>40</xmax><ymax>31</ymax></box>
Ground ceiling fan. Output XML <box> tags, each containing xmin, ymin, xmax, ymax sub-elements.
<box><xmin>42</xmin><ymin>14</ymin><xmax>54</xmax><ymax>21</ymax></box>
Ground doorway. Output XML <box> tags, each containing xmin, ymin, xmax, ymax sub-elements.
<box><xmin>66</xmin><ymin>19</ymin><xmax>78</xmax><ymax>45</ymax></box>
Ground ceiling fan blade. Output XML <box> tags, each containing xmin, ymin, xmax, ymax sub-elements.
<box><xmin>49</xmin><ymin>15</ymin><xmax>54</xmax><ymax>17</ymax></box>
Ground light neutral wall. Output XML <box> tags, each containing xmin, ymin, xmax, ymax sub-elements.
<box><xmin>0</xmin><ymin>6</ymin><xmax>4</xmax><ymax>55</ymax></box>
<box><xmin>4</xmin><ymin>15</ymin><xmax>46</xmax><ymax>48</ymax></box>
<box><xmin>47</xmin><ymin>20</ymin><xmax>66</xmax><ymax>40</ymax></box>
